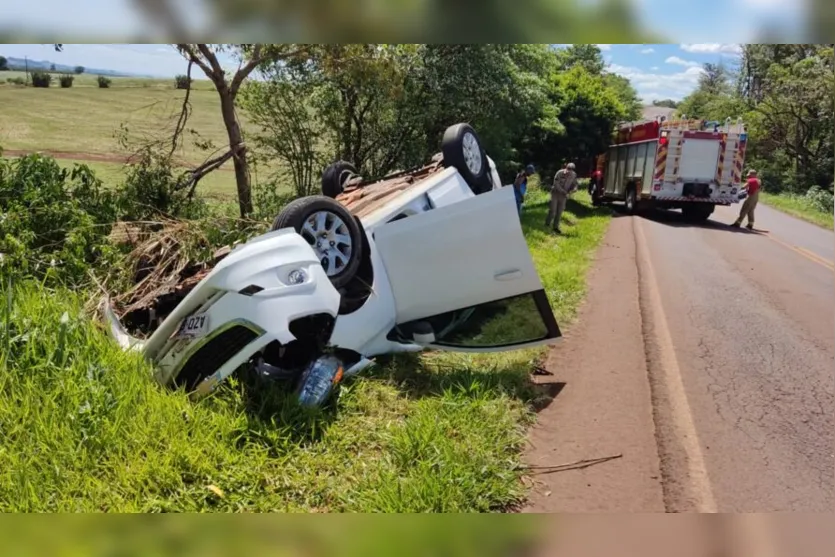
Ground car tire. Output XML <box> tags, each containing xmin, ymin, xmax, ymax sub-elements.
<box><xmin>625</xmin><ymin>185</ymin><xmax>637</xmax><ymax>214</ymax></box>
<box><xmin>441</xmin><ymin>123</ymin><xmax>492</xmax><ymax>195</ymax></box>
<box><xmin>321</xmin><ymin>160</ymin><xmax>358</xmax><ymax>198</ymax></box>
<box><xmin>271</xmin><ymin>196</ymin><xmax>363</xmax><ymax>290</ymax></box>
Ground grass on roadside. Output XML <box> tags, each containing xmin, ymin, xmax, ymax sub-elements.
<box><xmin>760</xmin><ymin>192</ymin><xmax>834</xmax><ymax>229</ymax></box>
<box><xmin>0</xmin><ymin>186</ymin><xmax>611</xmax><ymax>512</ymax></box>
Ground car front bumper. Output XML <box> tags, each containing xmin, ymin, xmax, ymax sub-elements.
<box><xmin>102</xmin><ymin>228</ymin><xmax>342</xmax><ymax>395</ymax></box>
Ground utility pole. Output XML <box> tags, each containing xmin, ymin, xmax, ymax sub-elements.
<box><xmin>24</xmin><ymin>56</ymin><xmax>29</xmax><ymax>85</ymax></box>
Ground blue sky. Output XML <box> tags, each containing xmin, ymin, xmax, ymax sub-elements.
<box><xmin>0</xmin><ymin>42</ymin><xmax>748</xmax><ymax>103</ymax></box>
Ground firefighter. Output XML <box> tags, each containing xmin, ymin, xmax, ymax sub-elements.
<box><xmin>731</xmin><ymin>169</ymin><xmax>761</xmax><ymax>229</ymax></box>
<box><xmin>547</xmin><ymin>162</ymin><xmax>579</xmax><ymax>234</ymax></box>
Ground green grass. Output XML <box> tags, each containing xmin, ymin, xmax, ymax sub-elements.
<box><xmin>0</xmin><ymin>186</ymin><xmax>611</xmax><ymax>512</ymax></box>
<box><xmin>760</xmin><ymin>192</ymin><xmax>834</xmax><ymax>229</ymax></box>
<box><xmin>0</xmin><ymin>78</ymin><xmax>241</xmax><ymax>164</ymax></box>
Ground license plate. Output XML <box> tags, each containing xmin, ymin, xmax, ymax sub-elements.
<box><xmin>176</xmin><ymin>313</ymin><xmax>210</xmax><ymax>339</ymax></box>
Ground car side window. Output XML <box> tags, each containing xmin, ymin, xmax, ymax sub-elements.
<box><xmin>392</xmin><ymin>292</ymin><xmax>555</xmax><ymax>348</ymax></box>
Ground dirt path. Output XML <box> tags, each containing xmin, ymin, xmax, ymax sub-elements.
<box><xmin>524</xmin><ymin>203</ymin><xmax>833</xmax><ymax>513</ymax></box>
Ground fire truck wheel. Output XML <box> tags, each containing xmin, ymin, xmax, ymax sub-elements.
<box><xmin>682</xmin><ymin>204</ymin><xmax>714</xmax><ymax>222</ymax></box>
<box><xmin>625</xmin><ymin>186</ymin><xmax>638</xmax><ymax>214</ymax></box>
<box><xmin>441</xmin><ymin>123</ymin><xmax>492</xmax><ymax>195</ymax></box>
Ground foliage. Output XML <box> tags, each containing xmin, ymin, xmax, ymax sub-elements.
<box><xmin>31</xmin><ymin>71</ymin><xmax>51</xmax><ymax>88</ymax></box>
<box><xmin>242</xmin><ymin>44</ymin><xmax>639</xmax><ymax>186</ymax></box>
<box><xmin>74</xmin><ymin>65</ymin><xmax>84</xmax><ymax>74</ymax></box>
<box><xmin>59</xmin><ymin>74</ymin><xmax>74</xmax><ymax>88</ymax></box>
<box><xmin>117</xmin><ymin>148</ymin><xmax>206</xmax><ymax>221</ymax></box>
<box><xmin>97</xmin><ymin>75</ymin><xmax>111</xmax><ymax>88</ymax></box>
<box><xmin>0</xmin><ymin>155</ymin><xmax>121</xmax><ymax>287</ymax></box>
<box><xmin>653</xmin><ymin>99</ymin><xmax>679</xmax><ymax>108</ymax></box>
<box><xmin>677</xmin><ymin>44</ymin><xmax>834</xmax><ymax>195</ymax></box>
<box><xmin>239</xmin><ymin>67</ymin><xmax>330</xmax><ymax>197</ymax></box>
<box><xmin>804</xmin><ymin>185</ymin><xmax>835</xmax><ymax>214</ymax></box>
<box><xmin>175</xmin><ymin>74</ymin><xmax>192</xmax><ymax>90</ymax></box>
<box><xmin>0</xmin><ymin>56</ymin><xmax>7</xmax><ymax>71</ymax></box>
<box><xmin>6</xmin><ymin>76</ymin><xmax>25</xmax><ymax>85</ymax></box>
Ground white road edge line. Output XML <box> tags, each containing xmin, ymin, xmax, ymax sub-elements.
<box><xmin>634</xmin><ymin>217</ymin><xmax>718</xmax><ymax>513</ymax></box>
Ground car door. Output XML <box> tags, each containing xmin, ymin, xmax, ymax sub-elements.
<box><xmin>371</xmin><ymin>185</ymin><xmax>560</xmax><ymax>352</ymax></box>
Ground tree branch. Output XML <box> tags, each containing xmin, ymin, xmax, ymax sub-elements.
<box><xmin>170</xmin><ymin>59</ymin><xmax>193</xmax><ymax>159</ymax></box>
<box><xmin>176</xmin><ymin>44</ymin><xmax>214</xmax><ymax>80</ymax></box>
<box><xmin>197</xmin><ymin>44</ymin><xmax>225</xmax><ymax>80</ymax></box>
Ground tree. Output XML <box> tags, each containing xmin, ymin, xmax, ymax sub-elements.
<box><xmin>74</xmin><ymin>66</ymin><xmax>84</xmax><ymax>74</ymax></box>
<box><xmin>653</xmin><ymin>99</ymin><xmax>679</xmax><ymax>109</ymax></box>
<box><xmin>49</xmin><ymin>63</ymin><xmax>56</xmax><ymax>72</ymax></box>
<box><xmin>559</xmin><ymin>44</ymin><xmax>606</xmax><ymax>75</ymax></box>
<box><xmin>173</xmin><ymin>44</ymin><xmax>310</xmax><ymax>217</ymax></box>
<box><xmin>0</xmin><ymin>56</ymin><xmax>8</xmax><ymax>71</ymax></box>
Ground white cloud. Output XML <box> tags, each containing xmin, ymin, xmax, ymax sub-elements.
<box><xmin>665</xmin><ymin>56</ymin><xmax>700</xmax><ymax>67</ymax></box>
<box><xmin>596</xmin><ymin>44</ymin><xmax>611</xmax><ymax>50</ymax></box>
<box><xmin>679</xmin><ymin>44</ymin><xmax>742</xmax><ymax>55</ymax></box>
<box><xmin>640</xmin><ymin>48</ymin><xmax>654</xmax><ymax>54</ymax></box>
<box><xmin>650</xmin><ymin>66</ymin><xmax>659</xmax><ymax>71</ymax></box>
<box><xmin>608</xmin><ymin>63</ymin><xmax>704</xmax><ymax>103</ymax></box>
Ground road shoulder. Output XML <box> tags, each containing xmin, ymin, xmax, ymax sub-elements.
<box><xmin>522</xmin><ymin>214</ymin><xmax>665</xmax><ymax>512</ymax></box>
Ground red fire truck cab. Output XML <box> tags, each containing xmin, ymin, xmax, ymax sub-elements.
<box><xmin>594</xmin><ymin>116</ymin><xmax>748</xmax><ymax>221</ymax></box>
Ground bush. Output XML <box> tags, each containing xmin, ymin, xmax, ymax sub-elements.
<box><xmin>0</xmin><ymin>155</ymin><xmax>122</xmax><ymax>287</ymax></box>
<box><xmin>31</xmin><ymin>71</ymin><xmax>51</xmax><ymax>88</ymax></box>
<box><xmin>117</xmin><ymin>148</ymin><xmax>205</xmax><ymax>221</ymax></box>
<box><xmin>804</xmin><ymin>186</ymin><xmax>834</xmax><ymax>214</ymax></box>
<box><xmin>97</xmin><ymin>75</ymin><xmax>111</xmax><ymax>88</ymax></box>
<box><xmin>59</xmin><ymin>74</ymin><xmax>74</xmax><ymax>88</ymax></box>
<box><xmin>6</xmin><ymin>77</ymin><xmax>25</xmax><ymax>85</ymax></box>
<box><xmin>174</xmin><ymin>74</ymin><xmax>192</xmax><ymax>90</ymax></box>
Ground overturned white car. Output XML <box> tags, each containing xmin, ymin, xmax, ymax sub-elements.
<box><xmin>102</xmin><ymin>123</ymin><xmax>561</xmax><ymax>406</ymax></box>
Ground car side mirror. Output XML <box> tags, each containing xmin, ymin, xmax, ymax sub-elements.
<box><xmin>411</xmin><ymin>321</ymin><xmax>435</xmax><ymax>344</ymax></box>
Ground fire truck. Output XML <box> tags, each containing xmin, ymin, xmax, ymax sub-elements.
<box><xmin>592</xmin><ymin>116</ymin><xmax>748</xmax><ymax>221</ymax></box>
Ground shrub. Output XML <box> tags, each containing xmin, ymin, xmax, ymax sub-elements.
<box><xmin>804</xmin><ymin>186</ymin><xmax>834</xmax><ymax>214</ymax></box>
<box><xmin>6</xmin><ymin>76</ymin><xmax>25</xmax><ymax>85</ymax></box>
<box><xmin>31</xmin><ymin>71</ymin><xmax>51</xmax><ymax>88</ymax></box>
<box><xmin>0</xmin><ymin>155</ymin><xmax>122</xmax><ymax>287</ymax></box>
<box><xmin>97</xmin><ymin>75</ymin><xmax>111</xmax><ymax>88</ymax></box>
<box><xmin>174</xmin><ymin>74</ymin><xmax>192</xmax><ymax>90</ymax></box>
<box><xmin>117</xmin><ymin>148</ymin><xmax>205</xmax><ymax>221</ymax></box>
<box><xmin>59</xmin><ymin>74</ymin><xmax>74</xmax><ymax>88</ymax></box>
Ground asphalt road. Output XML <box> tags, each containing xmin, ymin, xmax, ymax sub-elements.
<box><xmin>525</xmin><ymin>200</ymin><xmax>833</xmax><ymax>513</ymax></box>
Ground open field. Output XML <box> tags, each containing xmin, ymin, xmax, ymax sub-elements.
<box><xmin>0</xmin><ymin>187</ymin><xmax>612</xmax><ymax>511</ymax></box>
<box><xmin>0</xmin><ymin>84</ymin><xmax>231</xmax><ymax>164</ymax></box>
<box><xmin>0</xmin><ymin>74</ymin><xmax>291</xmax><ymax>199</ymax></box>
<box><xmin>1</xmin><ymin>70</ymin><xmax>218</xmax><ymax>91</ymax></box>
<box><xmin>760</xmin><ymin>192</ymin><xmax>834</xmax><ymax>230</ymax></box>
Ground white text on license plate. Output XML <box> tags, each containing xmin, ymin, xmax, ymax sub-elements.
<box><xmin>177</xmin><ymin>313</ymin><xmax>209</xmax><ymax>338</ymax></box>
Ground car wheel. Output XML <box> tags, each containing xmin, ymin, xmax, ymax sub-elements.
<box><xmin>441</xmin><ymin>123</ymin><xmax>492</xmax><ymax>195</ymax></box>
<box><xmin>271</xmin><ymin>196</ymin><xmax>363</xmax><ymax>289</ymax></box>
<box><xmin>295</xmin><ymin>355</ymin><xmax>344</xmax><ymax>408</ymax></box>
<box><xmin>625</xmin><ymin>186</ymin><xmax>637</xmax><ymax>214</ymax></box>
<box><xmin>321</xmin><ymin>160</ymin><xmax>358</xmax><ymax>198</ymax></box>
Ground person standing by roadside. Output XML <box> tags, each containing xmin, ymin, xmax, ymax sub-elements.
<box><xmin>731</xmin><ymin>169</ymin><xmax>761</xmax><ymax>230</ymax></box>
<box><xmin>546</xmin><ymin>162</ymin><xmax>579</xmax><ymax>234</ymax></box>
<box><xmin>513</xmin><ymin>164</ymin><xmax>535</xmax><ymax>215</ymax></box>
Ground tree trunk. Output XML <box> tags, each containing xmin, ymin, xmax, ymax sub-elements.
<box><xmin>218</xmin><ymin>88</ymin><xmax>252</xmax><ymax>217</ymax></box>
